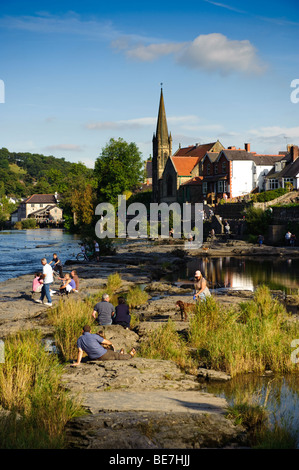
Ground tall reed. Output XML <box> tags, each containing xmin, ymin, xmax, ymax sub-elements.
<box><xmin>138</xmin><ymin>319</ymin><xmax>194</xmax><ymax>371</ymax></box>
<box><xmin>188</xmin><ymin>286</ymin><xmax>299</xmax><ymax>377</ymax></box>
<box><xmin>0</xmin><ymin>330</ymin><xmax>84</xmax><ymax>448</ymax></box>
<box><xmin>48</xmin><ymin>297</ymin><xmax>93</xmax><ymax>362</ymax></box>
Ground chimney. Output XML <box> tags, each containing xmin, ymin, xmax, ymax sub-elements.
<box><xmin>228</xmin><ymin>146</ymin><xmax>236</xmax><ymax>150</ymax></box>
<box><xmin>244</xmin><ymin>143</ymin><xmax>250</xmax><ymax>152</ymax></box>
<box><xmin>291</xmin><ymin>145</ymin><xmax>298</xmax><ymax>162</ymax></box>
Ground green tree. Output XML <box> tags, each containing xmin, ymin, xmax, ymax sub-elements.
<box><xmin>94</xmin><ymin>138</ymin><xmax>144</xmax><ymax>206</ymax></box>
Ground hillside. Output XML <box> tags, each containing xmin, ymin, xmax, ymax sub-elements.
<box><xmin>0</xmin><ymin>147</ymin><xmax>93</xmax><ymax>199</ymax></box>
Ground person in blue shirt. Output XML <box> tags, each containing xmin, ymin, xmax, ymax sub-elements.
<box><xmin>71</xmin><ymin>325</ymin><xmax>136</xmax><ymax>366</ymax></box>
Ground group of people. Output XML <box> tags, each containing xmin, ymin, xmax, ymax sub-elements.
<box><xmin>71</xmin><ymin>294</ymin><xmax>133</xmax><ymax>366</ymax></box>
<box><xmin>71</xmin><ymin>270</ymin><xmax>210</xmax><ymax>366</ymax></box>
<box><xmin>32</xmin><ymin>248</ymin><xmax>210</xmax><ymax>366</ymax></box>
<box><xmin>33</xmin><ymin>253</ymin><xmax>79</xmax><ymax>307</ymax></box>
<box><xmin>285</xmin><ymin>231</ymin><xmax>296</xmax><ymax>246</ymax></box>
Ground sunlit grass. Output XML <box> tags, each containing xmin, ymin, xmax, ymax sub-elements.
<box><xmin>0</xmin><ymin>330</ymin><xmax>84</xmax><ymax>448</ymax></box>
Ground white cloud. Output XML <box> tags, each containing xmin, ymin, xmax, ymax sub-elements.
<box><xmin>117</xmin><ymin>33</ymin><xmax>266</xmax><ymax>75</ymax></box>
<box><xmin>125</xmin><ymin>42</ymin><xmax>185</xmax><ymax>62</ymax></box>
<box><xmin>44</xmin><ymin>144</ymin><xmax>83</xmax><ymax>152</ymax></box>
<box><xmin>86</xmin><ymin>115</ymin><xmax>199</xmax><ymax>131</ymax></box>
<box><xmin>177</xmin><ymin>34</ymin><xmax>266</xmax><ymax>75</ymax></box>
<box><xmin>249</xmin><ymin>126</ymin><xmax>299</xmax><ymax>140</ymax></box>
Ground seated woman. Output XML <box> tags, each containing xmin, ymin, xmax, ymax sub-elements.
<box><xmin>59</xmin><ymin>273</ymin><xmax>75</xmax><ymax>295</ymax></box>
<box><xmin>112</xmin><ymin>296</ymin><xmax>131</xmax><ymax>329</ymax></box>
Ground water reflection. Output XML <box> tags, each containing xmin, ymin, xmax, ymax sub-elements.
<box><xmin>204</xmin><ymin>374</ymin><xmax>299</xmax><ymax>447</ymax></box>
<box><xmin>168</xmin><ymin>256</ymin><xmax>299</xmax><ymax>294</ymax></box>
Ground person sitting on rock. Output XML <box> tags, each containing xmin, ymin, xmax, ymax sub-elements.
<box><xmin>71</xmin><ymin>325</ymin><xmax>136</xmax><ymax>366</ymax></box>
<box><xmin>70</xmin><ymin>270</ymin><xmax>79</xmax><ymax>292</ymax></box>
<box><xmin>92</xmin><ymin>293</ymin><xmax>115</xmax><ymax>325</ymax></box>
<box><xmin>112</xmin><ymin>296</ymin><xmax>131</xmax><ymax>329</ymax></box>
<box><xmin>59</xmin><ymin>273</ymin><xmax>75</xmax><ymax>295</ymax></box>
<box><xmin>32</xmin><ymin>272</ymin><xmax>43</xmax><ymax>293</ymax></box>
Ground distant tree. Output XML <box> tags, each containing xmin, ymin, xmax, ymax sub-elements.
<box><xmin>71</xmin><ymin>184</ymin><xmax>95</xmax><ymax>226</ymax></box>
<box><xmin>0</xmin><ymin>196</ymin><xmax>16</xmax><ymax>229</ymax></box>
<box><xmin>94</xmin><ymin>138</ymin><xmax>144</xmax><ymax>206</ymax></box>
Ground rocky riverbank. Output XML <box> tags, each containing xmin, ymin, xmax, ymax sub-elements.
<box><xmin>0</xmin><ymin>238</ymin><xmax>298</xmax><ymax>449</ymax></box>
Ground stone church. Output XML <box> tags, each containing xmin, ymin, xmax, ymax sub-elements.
<box><xmin>151</xmin><ymin>88</ymin><xmax>224</xmax><ymax>203</ymax></box>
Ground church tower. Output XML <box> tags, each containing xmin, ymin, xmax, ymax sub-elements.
<box><xmin>152</xmin><ymin>87</ymin><xmax>172</xmax><ymax>202</ymax></box>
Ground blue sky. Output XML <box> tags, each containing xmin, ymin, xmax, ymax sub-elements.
<box><xmin>0</xmin><ymin>0</ymin><xmax>298</xmax><ymax>168</ymax></box>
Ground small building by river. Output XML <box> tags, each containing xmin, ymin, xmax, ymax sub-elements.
<box><xmin>10</xmin><ymin>193</ymin><xmax>63</xmax><ymax>226</ymax></box>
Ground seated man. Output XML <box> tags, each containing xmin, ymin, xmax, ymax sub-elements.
<box><xmin>92</xmin><ymin>293</ymin><xmax>115</xmax><ymax>325</ymax></box>
<box><xmin>71</xmin><ymin>325</ymin><xmax>136</xmax><ymax>366</ymax></box>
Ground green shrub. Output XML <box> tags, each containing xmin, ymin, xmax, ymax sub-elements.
<box><xmin>243</xmin><ymin>206</ymin><xmax>271</xmax><ymax>237</ymax></box>
<box><xmin>126</xmin><ymin>286</ymin><xmax>149</xmax><ymax>308</ymax></box>
<box><xmin>255</xmin><ymin>188</ymin><xmax>288</xmax><ymax>203</ymax></box>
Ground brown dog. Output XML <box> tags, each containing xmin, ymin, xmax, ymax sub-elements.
<box><xmin>176</xmin><ymin>300</ymin><xmax>194</xmax><ymax>321</ymax></box>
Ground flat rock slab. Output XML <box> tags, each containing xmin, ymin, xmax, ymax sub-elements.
<box><xmin>84</xmin><ymin>390</ymin><xmax>228</xmax><ymax>415</ymax></box>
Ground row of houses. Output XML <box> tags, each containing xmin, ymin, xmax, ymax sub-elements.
<box><xmin>148</xmin><ymin>88</ymin><xmax>299</xmax><ymax>205</ymax></box>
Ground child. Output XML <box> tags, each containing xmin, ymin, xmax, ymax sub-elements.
<box><xmin>32</xmin><ymin>272</ymin><xmax>43</xmax><ymax>293</ymax></box>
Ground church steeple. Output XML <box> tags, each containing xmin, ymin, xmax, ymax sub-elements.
<box><xmin>156</xmin><ymin>87</ymin><xmax>170</xmax><ymax>144</ymax></box>
<box><xmin>152</xmin><ymin>86</ymin><xmax>172</xmax><ymax>202</ymax></box>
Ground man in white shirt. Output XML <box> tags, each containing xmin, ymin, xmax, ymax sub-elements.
<box><xmin>35</xmin><ymin>258</ymin><xmax>53</xmax><ymax>306</ymax></box>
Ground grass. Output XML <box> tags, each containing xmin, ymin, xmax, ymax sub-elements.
<box><xmin>106</xmin><ymin>272</ymin><xmax>122</xmax><ymax>292</ymax></box>
<box><xmin>0</xmin><ymin>330</ymin><xmax>84</xmax><ymax>448</ymax></box>
<box><xmin>188</xmin><ymin>286</ymin><xmax>299</xmax><ymax>377</ymax></box>
<box><xmin>126</xmin><ymin>286</ymin><xmax>149</xmax><ymax>308</ymax></box>
<box><xmin>48</xmin><ymin>297</ymin><xmax>94</xmax><ymax>362</ymax></box>
<box><xmin>138</xmin><ymin>319</ymin><xmax>195</xmax><ymax>372</ymax></box>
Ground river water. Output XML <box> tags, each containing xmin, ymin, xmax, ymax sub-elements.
<box><xmin>168</xmin><ymin>255</ymin><xmax>299</xmax><ymax>295</ymax></box>
<box><xmin>0</xmin><ymin>229</ymin><xmax>81</xmax><ymax>283</ymax></box>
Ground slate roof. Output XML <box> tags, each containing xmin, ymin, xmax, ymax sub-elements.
<box><xmin>203</xmin><ymin>152</ymin><xmax>220</xmax><ymax>163</ymax></box>
<box><xmin>266</xmin><ymin>156</ymin><xmax>299</xmax><ymax>179</ymax></box>
<box><xmin>22</xmin><ymin>194</ymin><xmax>58</xmax><ymax>204</ymax></box>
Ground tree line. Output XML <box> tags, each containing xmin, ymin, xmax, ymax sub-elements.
<box><xmin>0</xmin><ymin>138</ymin><xmax>148</xmax><ymax>235</ymax></box>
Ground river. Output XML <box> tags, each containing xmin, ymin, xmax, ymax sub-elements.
<box><xmin>0</xmin><ymin>229</ymin><xmax>81</xmax><ymax>283</ymax></box>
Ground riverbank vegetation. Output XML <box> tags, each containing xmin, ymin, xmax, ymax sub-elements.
<box><xmin>140</xmin><ymin>286</ymin><xmax>299</xmax><ymax>378</ymax></box>
<box><xmin>0</xmin><ymin>330</ymin><xmax>84</xmax><ymax>448</ymax></box>
<box><xmin>226</xmin><ymin>396</ymin><xmax>298</xmax><ymax>448</ymax></box>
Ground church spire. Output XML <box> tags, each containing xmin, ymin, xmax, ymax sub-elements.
<box><xmin>152</xmin><ymin>85</ymin><xmax>172</xmax><ymax>203</ymax></box>
<box><xmin>155</xmin><ymin>86</ymin><xmax>169</xmax><ymax>144</ymax></box>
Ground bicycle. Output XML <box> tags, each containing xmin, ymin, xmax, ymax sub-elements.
<box><xmin>76</xmin><ymin>251</ymin><xmax>96</xmax><ymax>261</ymax></box>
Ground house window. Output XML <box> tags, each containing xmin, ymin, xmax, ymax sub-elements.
<box><xmin>222</xmin><ymin>162</ymin><xmax>226</xmax><ymax>172</ymax></box>
<box><xmin>202</xmin><ymin>182</ymin><xmax>208</xmax><ymax>194</ymax></box>
<box><xmin>223</xmin><ymin>181</ymin><xmax>227</xmax><ymax>192</ymax></box>
<box><xmin>283</xmin><ymin>178</ymin><xmax>294</xmax><ymax>188</ymax></box>
<box><xmin>218</xmin><ymin>180</ymin><xmax>223</xmax><ymax>193</ymax></box>
<box><xmin>40</xmin><ymin>204</ymin><xmax>43</xmax><ymax>207</ymax></box>
<box><xmin>269</xmin><ymin>179</ymin><xmax>278</xmax><ymax>190</ymax></box>
<box><xmin>214</xmin><ymin>164</ymin><xmax>218</xmax><ymax>174</ymax></box>
<box><xmin>31</xmin><ymin>204</ymin><xmax>35</xmax><ymax>207</ymax></box>
<box><xmin>207</xmin><ymin>164</ymin><xmax>211</xmax><ymax>175</ymax></box>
